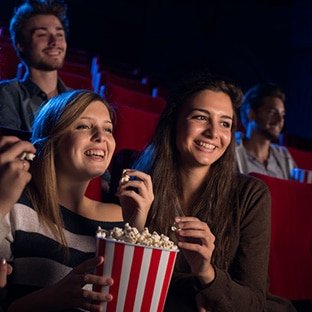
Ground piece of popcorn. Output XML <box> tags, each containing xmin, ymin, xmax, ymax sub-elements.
<box><xmin>120</xmin><ymin>169</ymin><xmax>130</xmax><ymax>184</ymax></box>
<box><xmin>20</xmin><ymin>152</ymin><xmax>36</xmax><ymax>161</ymax></box>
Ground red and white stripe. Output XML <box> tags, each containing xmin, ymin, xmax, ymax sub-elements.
<box><xmin>95</xmin><ymin>238</ymin><xmax>178</xmax><ymax>312</ymax></box>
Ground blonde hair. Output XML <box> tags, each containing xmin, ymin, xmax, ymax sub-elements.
<box><xmin>27</xmin><ymin>90</ymin><xmax>115</xmax><ymax>248</ymax></box>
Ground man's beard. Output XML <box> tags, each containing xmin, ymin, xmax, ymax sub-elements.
<box><xmin>259</xmin><ymin>127</ymin><xmax>281</xmax><ymax>143</ymax></box>
<box><xmin>36</xmin><ymin>59</ymin><xmax>65</xmax><ymax>71</ymax></box>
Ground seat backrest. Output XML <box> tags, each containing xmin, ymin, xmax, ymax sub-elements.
<box><xmin>249</xmin><ymin>172</ymin><xmax>312</xmax><ymax>300</ymax></box>
<box><xmin>287</xmin><ymin>146</ymin><xmax>312</xmax><ymax>170</ymax></box>
<box><xmin>94</xmin><ymin>70</ymin><xmax>150</xmax><ymax>94</ymax></box>
<box><xmin>0</xmin><ymin>53</ymin><xmax>9</xmax><ymax>79</ymax></box>
<box><xmin>280</xmin><ymin>131</ymin><xmax>312</xmax><ymax>152</ymax></box>
<box><xmin>0</xmin><ymin>42</ymin><xmax>20</xmax><ymax>79</ymax></box>
<box><xmin>101</xmin><ymin>82</ymin><xmax>166</xmax><ymax>114</ymax></box>
<box><xmin>60</xmin><ymin>61</ymin><xmax>92</xmax><ymax>78</ymax></box>
<box><xmin>112</xmin><ymin>103</ymin><xmax>160</xmax><ymax>154</ymax></box>
<box><xmin>58</xmin><ymin>70</ymin><xmax>93</xmax><ymax>90</ymax></box>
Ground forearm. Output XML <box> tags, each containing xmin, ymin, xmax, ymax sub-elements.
<box><xmin>8</xmin><ymin>285</ymin><xmax>62</xmax><ymax>312</ymax></box>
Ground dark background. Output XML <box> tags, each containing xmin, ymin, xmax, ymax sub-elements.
<box><xmin>1</xmin><ymin>0</ymin><xmax>312</xmax><ymax>142</ymax></box>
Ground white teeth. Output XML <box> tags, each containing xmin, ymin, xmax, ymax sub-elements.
<box><xmin>85</xmin><ymin>150</ymin><xmax>104</xmax><ymax>157</ymax></box>
<box><xmin>46</xmin><ymin>50</ymin><xmax>60</xmax><ymax>56</ymax></box>
<box><xmin>198</xmin><ymin>141</ymin><xmax>216</xmax><ymax>150</ymax></box>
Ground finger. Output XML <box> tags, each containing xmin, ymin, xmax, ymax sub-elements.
<box><xmin>0</xmin><ymin>136</ymin><xmax>20</xmax><ymax>150</ymax></box>
<box><xmin>1</xmin><ymin>140</ymin><xmax>36</xmax><ymax>163</ymax></box>
<box><xmin>73</xmin><ymin>256</ymin><xmax>104</xmax><ymax>275</ymax></box>
<box><xmin>6</xmin><ymin>264</ymin><xmax>13</xmax><ymax>276</ymax></box>
<box><xmin>0</xmin><ymin>258</ymin><xmax>8</xmax><ymax>288</ymax></box>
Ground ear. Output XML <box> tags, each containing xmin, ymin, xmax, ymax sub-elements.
<box><xmin>16</xmin><ymin>42</ymin><xmax>23</xmax><ymax>53</ymax></box>
<box><xmin>248</xmin><ymin>109</ymin><xmax>256</xmax><ymax>121</ymax></box>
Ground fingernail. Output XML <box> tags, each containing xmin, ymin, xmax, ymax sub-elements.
<box><xmin>1</xmin><ymin>258</ymin><xmax>6</xmax><ymax>265</ymax></box>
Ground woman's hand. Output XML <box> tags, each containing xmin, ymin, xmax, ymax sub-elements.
<box><xmin>174</xmin><ymin>216</ymin><xmax>216</xmax><ymax>285</ymax></box>
<box><xmin>0</xmin><ymin>258</ymin><xmax>13</xmax><ymax>288</ymax></box>
<box><xmin>116</xmin><ymin>169</ymin><xmax>154</xmax><ymax>231</ymax></box>
<box><xmin>0</xmin><ymin>135</ymin><xmax>36</xmax><ymax>216</ymax></box>
<box><xmin>52</xmin><ymin>256</ymin><xmax>113</xmax><ymax>311</ymax></box>
<box><xmin>8</xmin><ymin>256</ymin><xmax>113</xmax><ymax>312</ymax></box>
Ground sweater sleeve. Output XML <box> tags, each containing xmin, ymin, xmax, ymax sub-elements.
<box><xmin>0</xmin><ymin>214</ymin><xmax>9</xmax><ymax>243</ymax></box>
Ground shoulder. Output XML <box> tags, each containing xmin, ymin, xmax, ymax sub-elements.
<box><xmin>0</xmin><ymin>78</ymin><xmax>21</xmax><ymax>90</ymax></box>
<box><xmin>270</xmin><ymin>143</ymin><xmax>291</xmax><ymax>156</ymax></box>
<box><xmin>235</xmin><ymin>174</ymin><xmax>271</xmax><ymax>224</ymax></box>
<box><xmin>237</xmin><ymin>172</ymin><xmax>269</xmax><ymax>189</ymax></box>
<box><xmin>236</xmin><ymin>173</ymin><xmax>270</xmax><ymax>202</ymax></box>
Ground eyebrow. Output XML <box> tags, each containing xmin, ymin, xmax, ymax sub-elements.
<box><xmin>80</xmin><ymin>116</ymin><xmax>112</xmax><ymax>125</ymax></box>
<box><xmin>30</xmin><ymin>26</ymin><xmax>65</xmax><ymax>34</ymax></box>
<box><xmin>192</xmin><ymin>108</ymin><xmax>233</xmax><ymax>121</ymax></box>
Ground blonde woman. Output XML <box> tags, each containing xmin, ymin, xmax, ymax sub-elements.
<box><xmin>0</xmin><ymin>90</ymin><xmax>153</xmax><ymax>311</ymax></box>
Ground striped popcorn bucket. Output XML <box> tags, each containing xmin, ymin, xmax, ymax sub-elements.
<box><xmin>94</xmin><ymin>237</ymin><xmax>179</xmax><ymax>312</ymax></box>
<box><xmin>291</xmin><ymin>168</ymin><xmax>312</xmax><ymax>184</ymax></box>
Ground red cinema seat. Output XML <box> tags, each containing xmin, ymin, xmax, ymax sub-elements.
<box><xmin>101</xmin><ymin>82</ymin><xmax>166</xmax><ymax>114</ymax></box>
<box><xmin>93</xmin><ymin>69</ymin><xmax>150</xmax><ymax>94</ymax></box>
<box><xmin>287</xmin><ymin>146</ymin><xmax>312</xmax><ymax>171</ymax></box>
<box><xmin>249</xmin><ymin>172</ymin><xmax>312</xmax><ymax>301</ymax></box>
<box><xmin>112</xmin><ymin>103</ymin><xmax>160</xmax><ymax>154</ymax></box>
<box><xmin>58</xmin><ymin>70</ymin><xmax>93</xmax><ymax>90</ymax></box>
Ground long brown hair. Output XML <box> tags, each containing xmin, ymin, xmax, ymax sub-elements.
<box><xmin>134</xmin><ymin>73</ymin><xmax>243</xmax><ymax>269</ymax></box>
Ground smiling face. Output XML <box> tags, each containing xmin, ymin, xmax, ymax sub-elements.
<box><xmin>251</xmin><ymin>96</ymin><xmax>285</xmax><ymax>141</ymax></box>
<box><xmin>17</xmin><ymin>14</ymin><xmax>66</xmax><ymax>70</ymax></box>
<box><xmin>175</xmin><ymin>89</ymin><xmax>234</xmax><ymax>170</ymax></box>
<box><xmin>56</xmin><ymin>100</ymin><xmax>116</xmax><ymax>181</ymax></box>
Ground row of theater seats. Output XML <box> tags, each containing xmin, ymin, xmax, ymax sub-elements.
<box><xmin>250</xmin><ymin>172</ymin><xmax>312</xmax><ymax>311</ymax></box>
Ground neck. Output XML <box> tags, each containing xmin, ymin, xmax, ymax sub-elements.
<box><xmin>243</xmin><ymin>133</ymin><xmax>271</xmax><ymax>164</ymax></box>
<box><xmin>29</xmin><ymin>67</ymin><xmax>59</xmax><ymax>98</ymax></box>
<box><xmin>56</xmin><ymin>176</ymin><xmax>90</xmax><ymax>213</ymax></box>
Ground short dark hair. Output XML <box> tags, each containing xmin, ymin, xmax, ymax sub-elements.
<box><xmin>10</xmin><ymin>0</ymin><xmax>69</xmax><ymax>56</ymax></box>
<box><xmin>240</xmin><ymin>82</ymin><xmax>285</xmax><ymax>130</ymax></box>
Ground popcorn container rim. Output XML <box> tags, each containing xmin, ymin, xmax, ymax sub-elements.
<box><xmin>96</xmin><ymin>236</ymin><xmax>180</xmax><ymax>252</ymax></box>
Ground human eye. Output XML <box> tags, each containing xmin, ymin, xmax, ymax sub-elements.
<box><xmin>192</xmin><ymin>114</ymin><xmax>207</xmax><ymax>121</ymax></box>
<box><xmin>104</xmin><ymin>127</ymin><xmax>113</xmax><ymax>134</ymax></box>
<box><xmin>35</xmin><ymin>31</ymin><xmax>47</xmax><ymax>37</ymax></box>
<box><xmin>57</xmin><ymin>31</ymin><xmax>65</xmax><ymax>38</ymax></box>
<box><xmin>220</xmin><ymin>121</ymin><xmax>231</xmax><ymax>128</ymax></box>
<box><xmin>76</xmin><ymin>123</ymin><xmax>91</xmax><ymax>130</ymax></box>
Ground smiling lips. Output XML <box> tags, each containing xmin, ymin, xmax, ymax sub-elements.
<box><xmin>85</xmin><ymin>149</ymin><xmax>105</xmax><ymax>158</ymax></box>
<box><xmin>196</xmin><ymin>141</ymin><xmax>216</xmax><ymax>150</ymax></box>
<box><xmin>44</xmin><ymin>48</ymin><xmax>64</xmax><ymax>56</ymax></box>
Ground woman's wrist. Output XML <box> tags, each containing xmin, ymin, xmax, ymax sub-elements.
<box><xmin>194</xmin><ymin>265</ymin><xmax>216</xmax><ymax>291</ymax></box>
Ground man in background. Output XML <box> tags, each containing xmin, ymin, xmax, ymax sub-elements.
<box><xmin>235</xmin><ymin>82</ymin><xmax>297</xmax><ymax>179</ymax></box>
<box><xmin>0</xmin><ymin>0</ymin><xmax>70</xmax><ymax>131</ymax></box>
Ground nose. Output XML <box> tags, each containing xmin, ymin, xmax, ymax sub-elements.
<box><xmin>273</xmin><ymin>112</ymin><xmax>284</xmax><ymax>125</ymax></box>
<box><xmin>48</xmin><ymin>33</ymin><xmax>58</xmax><ymax>46</ymax></box>
<box><xmin>91</xmin><ymin>127</ymin><xmax>106</xmax><ymax>142</ymax></box>
<box><xmin>204</xmin><ymin>120</ymin><xmax>218</xmax><ymax>139</ymax></box>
